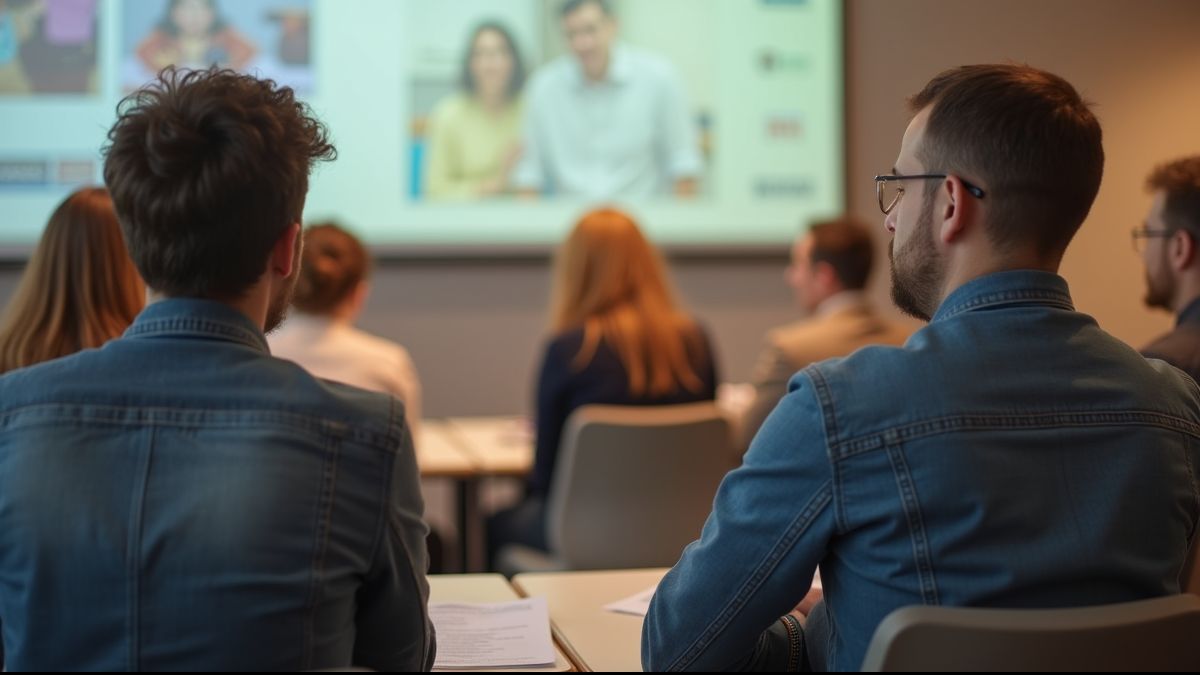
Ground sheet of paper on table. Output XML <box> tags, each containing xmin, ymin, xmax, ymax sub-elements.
<box><xmin>429</xmin><ymin>597</ymin><xmax>556</xmax><ymax>669</ymax></box>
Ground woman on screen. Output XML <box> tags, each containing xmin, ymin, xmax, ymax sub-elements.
<box><xmin>0</xmin><ymin>187</ymin><xmax>145</xmax><ymax>374</ymax></box>
<box><xmin>268</xmin><ymin>223</ymin><xmax>423</xmax><ymax>439</ymax></box>
<box><xmin>487</xmin><ymin>208</ymin><xmax>719</xmax><ymax>563</ymax></box>
<box><xmin>425</xmin><ymin>21</ymin><xmax>525</xmax><ymax>200</ymax></box>
<box><xmin>136</xmin><ymin>0</ymin><xmax>256</xmax><ymax>74</ymax></box>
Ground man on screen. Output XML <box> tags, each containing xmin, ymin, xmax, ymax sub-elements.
<box><xmin>512</xmin><ymin>0</ymin><xmax>702</xmax><ymax>200</ymax></box>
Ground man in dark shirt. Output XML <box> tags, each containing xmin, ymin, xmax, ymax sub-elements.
<box><xmin>1138</xmin><ymin>156</ymin><xmax>1200</xmax><ymax>383</ymax></box>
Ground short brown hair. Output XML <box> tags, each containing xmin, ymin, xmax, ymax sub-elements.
<box><xmin>909</xmin><ymin>64</ymin><xmax>1104</xmax><ymax>259</ymax></box>
<box><xmin>807</xmin><ymin>218</ymin><xmax>876</xmax><ymax>291</ymax></box>
<box><xmin>561</xmin><ymin>0</ymin><xmax>613</xmax><ymax>18</ymax></box>
<box><xmin>293</xmin><ymin>223</ymin><xmax>371</xmax><ymax>315</ymax></box>
<box><xmin>102</xmin><ymin>67</ymin><xmax>336</xmax><ymax>299</ymax></box>
<box><xmin>1146</xmin><ymin>156</ymin><xmax>1200</xmax><ymax>235</ymax></box>
<box><xmin>0</xmin><ymin>188</ymin><xmax>145</xmax><ymax>374</ymax></box>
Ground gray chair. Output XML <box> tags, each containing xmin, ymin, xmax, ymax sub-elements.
<box><xmin>497</xmin><ymin>402</ymin><xmax>734</xmax><ymax>574</ymax></box>
<box><xmin>860</xmin><ymin>594</ymin><xmax>1200</xmax><ymax>671</ymax></box>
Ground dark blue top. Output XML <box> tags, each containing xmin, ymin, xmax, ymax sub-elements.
<box><xmin>530</xmin><ymin>322</ymin><xmax>719</xmax><ymax>496</ymax></box>
<box><xmin>1142</xmin><ymin>297</ymin><xmax>1200</xmax><ymax>385</ymax></box>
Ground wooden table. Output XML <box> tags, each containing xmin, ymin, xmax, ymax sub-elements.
<box><xmin>512</xmin><ymin>568</ymin><xmax>669</xmax><ymax>672</ymax></box>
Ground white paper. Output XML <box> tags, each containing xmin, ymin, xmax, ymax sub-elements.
<box><xmin>604</xmin><ymin>585</ymin><xmax>658</xmax><ymax>617</ymax></box>
<box><xmin>429</xmin><ymin>598</ymin><xmax>556</xmax><ymax>669</ymax></box>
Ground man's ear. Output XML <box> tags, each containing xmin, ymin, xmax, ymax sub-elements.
<box><xmin>273</xmin><ymin>223</ymin><xmax>302</xmax><ymax>277</ymax></box>
<box><xmin>1172</xmin><ymin>229</ymin><xmax>1197</xmax><ymax>272</ymax></box>
<box><xmin>937</xmin><ymin>176</ymin><xmax>974</xmax><ymax>245</ymax></box>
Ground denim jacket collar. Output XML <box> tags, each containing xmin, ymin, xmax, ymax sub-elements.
<box><xmin>124</xmin><ymin>298</ymin><xmax>270</xmax><ymax>353</ymax></box>
<box><xmin>931</xmin><ymin>269</ymin><xmax>1075</xmax><ymax>324</ymax></box>
<box><xmin>1176</xmin><ymin>297</ymin><xmax>1200</xmax><ymax>328</ymax></box>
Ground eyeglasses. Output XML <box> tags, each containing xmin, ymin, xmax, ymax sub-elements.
<box><xmin>874</xmin><ymin>174</ymin><xmax>987</xmax><ymax>215</ymax></box>
<box><xmin>1131</xmin><ymin>226</ymin><xmax>1173</xmax><ymax>253</ymax></box>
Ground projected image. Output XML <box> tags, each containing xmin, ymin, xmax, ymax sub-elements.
<box><xmin>411</xmin><ymin>0</ymin><xmax>710</xmax><ymax>202</ymax></box>
<box><xmin>0</xmin><ymin>0</ymin><xmax>99</xmax><ymax>95</ymax></box>
<box><xmin>0</xmin><ymin>0</ymin><xmax>845</xmax><ymax>250</ymax></box>
<box><xmin>420</xmin><ymin>21</ymin><xmax>526</xmax><ymax>201</ymax></box>
<box><xmin>121</xmin><ymin>0</ymin><xmax>312</xmax><ymax>93</ymax></box>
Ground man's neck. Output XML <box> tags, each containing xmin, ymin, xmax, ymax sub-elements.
<box><xmin>149</xmin><ymin>286</ymin><xmax>269</xmax><ymax>332</ymax></box>
<box><xmin>936</xmin><ymin>250</ymin><xmax>1058</xmax><ymax>313</ymax></box>
<box><xmin>812</xmin><ymin>290</ymin><xmax>866</xmax><ymax>318</ymax></box>
<box><xmin>584</xmin><ymin>51</ymin><xmax>612</xmax><ymax>83</ymax></box>
<box><xmin>1172</xmin><ymin>280</ymin><xmax>1200</xmax><ymax>317</ymax></box>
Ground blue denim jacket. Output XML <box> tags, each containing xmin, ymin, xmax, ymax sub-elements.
<box><xmin>644</xmin><ymin>271</ymin><xmax>1200</xmax><ymax>671</ymax></box>
<box><xmin>0</xmin><ymin>299</ymin><xmax>435</xmax><ymax>671</ymax></box>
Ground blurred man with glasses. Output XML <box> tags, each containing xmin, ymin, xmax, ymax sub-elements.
<box><xmin>643</xmin><ymin>64</ymin><xmax>1200</xmax><ymax>672</ymax></box>
<box><xmin>1136</xmin><ymin>156</ymin><xmax>1200</xmax><ymax>384</ymax></box>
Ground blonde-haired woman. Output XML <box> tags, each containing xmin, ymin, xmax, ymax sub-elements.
<box><xmin>0</xmin><ymin>188</ymin><xmax>145</xmax><ymax>374</ymax></box>
<box><xmin>488</xmin><ymin>208</ymin><xmax>719</xmax><ymax>561</ymax></box>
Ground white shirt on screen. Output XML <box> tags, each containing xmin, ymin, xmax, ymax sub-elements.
<box><xmin>512</xmin><ymin>44</ymin><xmax>702</xmax><ymax>199</ymax></box>
<box><xmin>269</xmin><ymin>314</ymin><xmax>422</xmax><ymax>441</ymax></box>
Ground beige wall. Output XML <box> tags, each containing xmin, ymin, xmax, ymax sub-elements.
<box><xmin>846</xmin><ymin>0</ymin><xmax>1200</xmax><ymax>346</ymax></box>
<box><xmin>2</xmin><ymin>0</ymin><xmax>1199</xmax><ymax>414</ymax></box>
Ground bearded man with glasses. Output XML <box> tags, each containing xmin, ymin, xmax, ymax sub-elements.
<box><xmin>1137</xmin><ymin>156</ymin><xmax>1200</xmax><ymax>385</ymax></box>
<box><xmin>642</xmin><ymin>64</ymin><xmax>1200</xmax><ymax>672</ymax></box>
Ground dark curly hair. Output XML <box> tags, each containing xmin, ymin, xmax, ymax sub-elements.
<box><xmin>102</xmin><ymin>66</ymin><xmax>336</xmax><ymax>299</ymax></box>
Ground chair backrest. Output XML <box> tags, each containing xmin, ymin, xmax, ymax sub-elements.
<box><xmin>544</xmin><ymin>402</ymin><xmax>733</xmax><ymax>570</ymax></box>
<box><xmin>860</xmin><ymin>594</ymin><xmax>1200</xmax><ymax>671</ymax></box>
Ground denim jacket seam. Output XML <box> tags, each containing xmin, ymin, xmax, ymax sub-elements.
<box><xmin>395</xmin><ymin>511</ymin><xmax>435</xmax><ymax>670</ymax></box>
<box><xmin>935</xmin><ymin>289</ymin><xmax>1073</xmax><ymax>322</ymax></box>
<box><xmin>667</xmin><ymin>482</ymin><xmax>833</xmax><ymax>671</ymax></box>
<box><xmin>807</xmin><ymin>367</ymin><xmax>850</xmax><ymax>535</ymax></box>
<box><xmin>126</xmin><ymin>426</ymin><xmax>155</xmax><ymax>671</ymax></box>
<box><xmin>828</xmin><ymin>410</ymin><xmax>1200</xmax><ymax>462</ymax></box>
<box><xmin>362</xmin><ymin>448</ymin><xmax>394</xmax><ymax>585</ymax></box>
<box><xmin>389</xmin><ymin>395</ymin><xmax>406</xmax><ymax>453</ymax></box>
<box><xmin>302</xmin><ymin>433</ymin><xmax>342</xmax><ymax>670</ymax></box>
<box><xmin>1180</xmin><ymin>429</ymin><xmax>1200</xmax><ymax>546</ymax></box>
<box><xmin>886</xmin><ymin>445</ymin><xmax>940</xmax><ymax>605</ymax></box>
<box><xmin>0</xmin><ymin>404</ymin><xmax>398</xmax><ymax>449</ymax></box>
<box><xmin>127</xmin><ymin>317</ymin><xmax>267</xmax><ymax>352</ymax></box>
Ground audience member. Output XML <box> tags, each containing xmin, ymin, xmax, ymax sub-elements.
<box><xmin>488</xmin><ymin>207</ymin><xmax>719</xmax><ymax>563</ymax></box>
<box><xmin>740</xmin><ymin>217</ymin><xmax>909</xmax><ymax>448</ymax></box>
<box><xmin>643</xmin><ymin>64</ymin><xmax>1200</xmax><ymax>672</ymax></box>
<box><xmin>1137</xmin><ymin>156</ymin><xmax>1200</xmax><ymax>383</ymax></box>
<box><xmin>0</xmin><ymin>67</ymin><xmax>434</xmax><ymax>671</ymax></box>
<box><xmin>0</xmin><ymin>187</ymin><xmax>143</xmax><ymax>375</ymax></box>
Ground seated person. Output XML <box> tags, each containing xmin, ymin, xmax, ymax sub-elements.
<box><xmin>425</xmin><ymin>21</ymin><xmax>525</xmax><ymax>200</ymax></box>
<box><xmin>643</xmin><ymin>64</ymin><xmax>1200</xmax><ymax>671</ymax></box>
<box><xmin>1136</xmin><ymin>156</ymin><xmax>1200</xmax><ymax>383</ymax></box>
<box><xmin>741</xmin><ymin>217</ymin><xmax>910</xmax><ymax>448</ymax></box>
<box><xmin>0</xmin><ymin>187</ymin><xmax>144</xmax><ymax>374</ymax></box>
<box><xmin>487</xmin><ymin>207</ymin><xmax>719</xmax><ymax>562</ymax></box>
<box><xmin>0</xmin><ymin>67</ymin><xmax>434</xmax><ymax>671</ymax></box>
<box><xmin>269</xmin><ymin>222</ymin><xmax>422</xmax><ymax>438</ymax></box>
